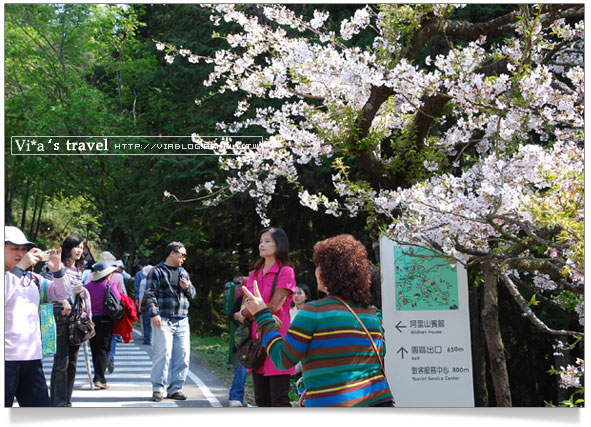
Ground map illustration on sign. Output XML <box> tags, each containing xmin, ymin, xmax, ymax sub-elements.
<box><xmin>394</xmin><ymin>246</ymin><xmax>459</xmax><ymax>311</ymax></box>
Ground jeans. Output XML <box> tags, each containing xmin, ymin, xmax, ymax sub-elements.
<box><xmin>89</xmin><ymin>315</ymin><xmax>113</xmax><ymax>384</ymax></box>
<box><xmin>141</xmin><ymin>311</ymin><xmax>152</xmax><ymax>344</ymax></box>
<box><xmin>50</xmin><ymin>317</ymin><xmax>80</xmax><ymax>406</ymax></box>
<box><xmin>5</xmin><ymin>360</ymin><xmax>51</xmax><ymax>407</ymax></box>
<box><xmin>228</xmin><ymin>363</ymin><xmax>247</xmax><ymax>402</ymax></box>
<box><xmin>151</xmin><ymin>317</ymin><xmax>190</xmax><ymax>394</ymax></box>
<box><xmin>109</xmin><ymin>335</ymin><xmax>119</xmax><ymax>362</ymax></box>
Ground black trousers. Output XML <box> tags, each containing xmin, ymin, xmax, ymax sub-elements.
<box><xmin>5</xmin><ymin>360</ymin><xmax>51</xmax><ymax>407</ymax></box>
<box><xmin>88</xmin><ymin>315</ymin><xmax>113</xmax><ymax>384</ymax></box>
<box><xmin>252</xmin><ymin>372</ymin><xmax>292</xmax><ymax>407</ymax></box>
<box><xmin>50</xmin><ymin>317</ymin><xmax>80</xmax><ymax>406</ymax></box>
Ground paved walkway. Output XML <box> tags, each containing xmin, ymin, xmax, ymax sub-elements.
<box><xmin>40</xmin><ymin>328</ymin><xmax>230</xmax><ymax>408</ymax></box>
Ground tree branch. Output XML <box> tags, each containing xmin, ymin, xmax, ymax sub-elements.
<box><xmin>498</xmin><ymin>271</ymin><xmax>583</xmax><ymax>338</ymax></box>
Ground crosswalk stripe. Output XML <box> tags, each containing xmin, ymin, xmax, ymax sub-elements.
<box><xmin>75</xmin><ymin>401</ymin><xmax>178</xmax><ymax>408</ymax></box>
<box><xmin>41</xmin><ymin>339</ymin><xmax>156</xmax><ymax>407</ymax></box>
<box><xmin>72</xmin><ymin>390</ymin><xmax>155</xmax><ymax>398</ymax></box>
<box><xmin>35</xmin><ymin>327</ymin><xmax>224</xmax><ymax>407</ymax></box>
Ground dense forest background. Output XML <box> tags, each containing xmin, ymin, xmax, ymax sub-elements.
<box><xmin>4</xmin><ymin>4</ymin><xmax>583</xmax><ymax>406</ymax></box>
<box><xmin>5</xmin><ymin>1</ymin><xmax>372</xmax><ymax>341</ymax></box>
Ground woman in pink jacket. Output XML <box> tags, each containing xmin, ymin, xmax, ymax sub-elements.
<box><xmin>239</xmin><ymin>227</ymin><xmax>296</xmax><ymax>407</ymax></box>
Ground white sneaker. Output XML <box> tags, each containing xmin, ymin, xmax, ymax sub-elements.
<box><xmin>229</xmin><ymin>400</ymin><xmax>243</xmax><ymax>407</ymax></box>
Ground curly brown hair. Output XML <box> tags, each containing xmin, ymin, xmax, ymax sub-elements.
<box><xmin>313</xmin><ymin>234</ymin><xmax>371</xmax><ymax>306</ymax></box>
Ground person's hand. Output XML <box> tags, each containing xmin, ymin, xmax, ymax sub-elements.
<box><xmin>234</xmin><ymin>311</ymin><xmax>245</xmax><ymax>323</ymax></box>
<box><xmin>16</xmin><ymin>248</ymin><xmax>44</xmax><ymax>270</ymax></box>
<box><xmin>46</xmin><ymin>248</ymin><xmax>62</xmax><ymax>273</ymax></box>
<box><xmin>60</xmin><ymin>299</ymin><xmax>72</xmax><ymax>316</ymax></box>
<box><xmin>137</xmin><ymin>299</ymin><xmax>142</xmax><ymax>313</ymax></box>
<box><xmin>152</xmin><ymin>315</ymin><xmax>162</xmax><ymax>329</ymax></box>
<box><xmin>242</xmin><ymin>281</ymin><xmax>267</xmax><ymax>314</ymax></box>
<box><xmin>272</xmin><ymin>315</ymin><xmax>284</xmax><ymax>330</ymax></box>
<box><xmin>179</xmin><ymin>277</ymin><xmax>190</xmax><ymax>291</ymax></box>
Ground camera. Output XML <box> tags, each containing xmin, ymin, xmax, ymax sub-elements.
<box><xmin>38</xmin><ymin>251</ymin><xmax>50</xmax><ymax>262</ymax></box>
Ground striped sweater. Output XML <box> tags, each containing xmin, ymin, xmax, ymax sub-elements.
<box><xmin>254</xmin><ymin>295</ymin><xmax>394</xmax><ymax>407</ymax></box>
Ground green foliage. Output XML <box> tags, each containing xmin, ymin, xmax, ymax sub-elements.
<box><xmin>375</xmin><ymin>4</ymin><xmax>438</xmax><ymax>66</ymax></box>
<box><xmin>553</xmin><ymin>291</ymin><xmax>580</xmax><ymax>312</ymax></box>
<box><xmin>549</xmin><ymin>388</ymin><xmax>584</xmax><ymax>408</ymax></box>
<box><xmin>529</xmin><ymin>170</ymin><xmax>584</xmax><ymax>272</ymax></box>
<box><xmin>528</xmin><ymin>294</ymin><xmax>540</xmax><ymax>307</ymax></box>
<box><xmin>4</xmin><ymin>6</ymin><xmax>583</xmax><ymax>407</ymax></box>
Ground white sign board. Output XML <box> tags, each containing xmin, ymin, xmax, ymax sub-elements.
<box><xmin>380</xmin><ymin>236</ymin><xmax>475</xmax><ymax>407</ymax></box>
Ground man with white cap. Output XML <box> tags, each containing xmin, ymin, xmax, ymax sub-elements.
<box><xmin>4</xmin><ymin>226</ymin><xmax>71</xmax><ymax>407</ymax></box>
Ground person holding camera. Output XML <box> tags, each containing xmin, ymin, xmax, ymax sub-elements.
<box><xmin>4</xmin><ymin>226</ymin><xmax>72</xmax><ymax>407</ymax></box>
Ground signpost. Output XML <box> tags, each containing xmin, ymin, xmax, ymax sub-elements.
<box><xmin>380</xmin><ymin>236</ymin><xmax>475</xmax><ymax>407</ymax></box>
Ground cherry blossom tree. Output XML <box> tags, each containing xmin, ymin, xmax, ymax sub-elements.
<box><xmin>158</xmin><ymin>4</ymin><xmax>584</xmax><ymax>405</ymax></box>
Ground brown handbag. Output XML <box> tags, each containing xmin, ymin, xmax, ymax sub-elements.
<box><xmin>68</xmin><ymin>294</ymin><xmax>96</xmax><ymax>346</ymax></box>
<box><xmin>236</xmin><ymin>337</ymin><xmax>267</xmax><ymax>369</ymax></box>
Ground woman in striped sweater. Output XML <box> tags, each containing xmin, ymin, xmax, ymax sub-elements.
<box><xmin>243</xmin><ymin>234</ymin><xmax>394</xmax><ymax>407</ymax></box>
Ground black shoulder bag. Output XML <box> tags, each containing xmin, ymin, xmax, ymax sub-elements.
<box><xmin>103</xmin><ymin>280</ymin><xmax>124</xmax><ymax>320</ymax></box>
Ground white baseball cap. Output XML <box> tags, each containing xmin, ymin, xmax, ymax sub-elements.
<box><xmin>5</xmin><ymin>226</ymin><xmax>34</xmax><ymax>246</ymax></box>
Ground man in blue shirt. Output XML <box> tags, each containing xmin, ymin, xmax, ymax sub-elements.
<box><xmin>134</xmin><ymin>258</ymin><xmax>152</xmax><ymax>345</ymax></box>
<box><xmin>144</xmin><ymin>242</ymin><xmax>196</xmax><ymax>402</ymax></box>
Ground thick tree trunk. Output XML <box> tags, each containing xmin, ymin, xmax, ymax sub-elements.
<box><xmin>480</xmin><ymin>264</ymin><xmax>512</xmax><ymax>406</ymax></box>
<box><xmin>469</xmin><ymin>282</ymin><xmax>489</xmax><ymax>406</ymax></box>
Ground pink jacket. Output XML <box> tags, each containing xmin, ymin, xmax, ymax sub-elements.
<box><xmin>246</xmin><ymin>263</ymin><xmax>296</xmax><ymax>376</ymax></box>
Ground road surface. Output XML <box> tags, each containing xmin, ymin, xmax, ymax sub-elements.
<box><xmin>40</xmin><ymin>328</ymin><xmax>230</xmax><ymax>408</ymax></box>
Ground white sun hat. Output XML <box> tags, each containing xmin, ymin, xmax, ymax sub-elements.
<box><xmin>5</xmin><ymin>226</ymin><xmax>34</xmax><ymax>246</ymax></box>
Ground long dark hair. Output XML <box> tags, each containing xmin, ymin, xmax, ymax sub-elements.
<box><xmin>61</xmin><ymin>235</ymin><xmax>84</xmax><ymax>267</ymax></box>
<box><xmin>253</xmin><ymin>227</ymin><xmax>293</xmax><ymax>271</ymax></box>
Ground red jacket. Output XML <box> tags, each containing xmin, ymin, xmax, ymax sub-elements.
<box><xmin>113</xmin><ymin>293</ymin><xmax>138</xmax><ymax>343</ymax></box>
